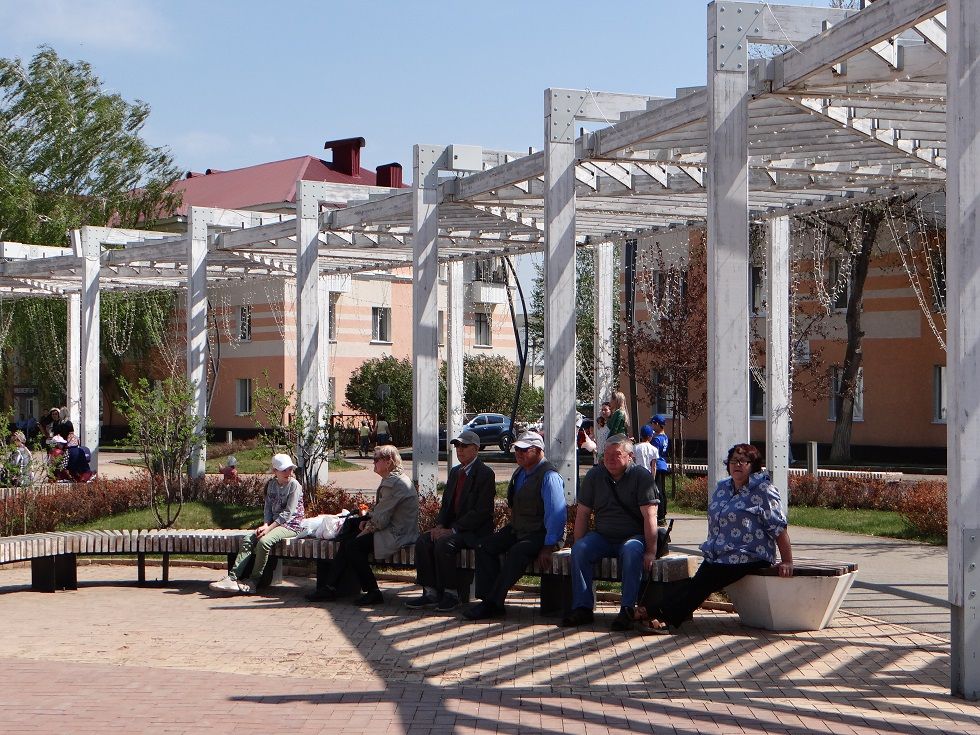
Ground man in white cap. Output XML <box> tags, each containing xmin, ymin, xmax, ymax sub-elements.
<box><xmin>210</xmin><ymin>453</ymin><xmax>305</xmax><ymax>594</ymax></box>
<box><xmin>462</xmin><ymin>431</ymin><xmax>566</xmax><ymax>620</ymax></box>
<box><xmin>406</xmin><ymin>429</ymin><xmax>496</xmax><ymax>612</ymax></box>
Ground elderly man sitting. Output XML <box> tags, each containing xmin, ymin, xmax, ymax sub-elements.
<box><xmin>562</xmin><ymin>433</ymin><xmax>659</xmax><ymax>632</ymax></box>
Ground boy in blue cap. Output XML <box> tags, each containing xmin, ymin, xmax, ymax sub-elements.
<box><xmin>650</xmin><ymin>415</ymin><xmax>669</xmax><ymax>525</ymax></box>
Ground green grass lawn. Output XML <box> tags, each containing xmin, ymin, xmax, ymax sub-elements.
<box><xmin>117</xmin><ymin>446</ymin><xmax>360</xmax><ymax>473</ymax></box>
<box><xmin>671</xmin><ymin>504</ymin><xmax>945</xmax><ymax>545</ymax></box>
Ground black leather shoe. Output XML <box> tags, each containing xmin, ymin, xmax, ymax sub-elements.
<box><xmin>462</xmin><ymin>601</ymin><xmax>504</xmax><ymax>620</ymax></box>
<box><xmin>354</xmin><ymin>590</ymin><xmax>384</xmax><ymax>606</ymax></box>
<box><xmin>561</xmin><ymin>607</ymin><xmax>595</xmax><ymax>627</ymax></box>
<box><xmin>405</xmin><ymin>591</ymin><xmax>440</xmax><ymax>609</ymax></box>
<box><xmin>305</xmin><ymin>586</ymin><xmax>338</xmax><ymax>602</ymax></box>
<box><xmin>610</xmin><ymin>606</ymin><xmax>636</xmax><ymax>632</ymax></box>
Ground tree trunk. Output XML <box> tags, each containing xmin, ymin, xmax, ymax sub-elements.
<box><xmin>828</xmin><ymin>208</ymin><xmax>882</xmax><ymax>463</ymax></box>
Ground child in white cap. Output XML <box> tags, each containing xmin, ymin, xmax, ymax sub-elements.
<box><xmin>210</xmin><ymin>453</ymin><xmax>305</xmax><ymax>594</ymax></box>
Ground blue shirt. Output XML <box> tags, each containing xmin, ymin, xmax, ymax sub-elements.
<box><xmin>652</xmin><ymin>432</ymin><xmax>669</xmax><ymax>472</ymax></box>
<box><xmin>701</xmin><ymin>472</ymin><xmax>787</xmax><ymax>565</ymax></box>
<box><xmin>514</xmin><ymin>459</ymin><xmax>567</xmax><ymax>546</ymax></box>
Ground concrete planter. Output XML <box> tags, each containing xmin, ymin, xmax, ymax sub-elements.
<box><xmin>725</xmin><ymin>571</ymin><xmax>857</xmax><ymax>631</ymax></box>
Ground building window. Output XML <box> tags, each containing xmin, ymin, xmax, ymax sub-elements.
<box><xmin>474</xmin><ymin>312</ymin><xmax>491</xmax><ymax>347</ymax></box>
<box><xmin>236</xmin><ymin>378</ymin><xmax>253</xmax><ymax>415</ymax></box>
<box><xmin>650</xmin><ymin>371</ymin><xmax>674</xmax><ymax>416</ymax></box>
<box><xmin>750</xmin><ymin>265</ymin><xmax>765</xmax><ymax>316</ymax></box>
<box><xmin>438</xmin><ymin>310</ymin><xmax>445</xmax><ymax>346</ymax></box>
<box><xmin>792</xmin><ymin>339</ymin><xmax>811</xmax><ymax>365</ymax></box>
<box><xmin>829</xmin><ymin>366</ymin><xmax>863</xmax><ymax>422</ymax></box>
<box><xmin>934</xmin><ymin>365</ymin><xmax>947</xmax><ymax>423</ymax></box>
<box><xmin>749</xmin><ymin>369</ymin><xmax>765</xmax><ymax>419</ymax></box>
<box><xmin>827</xmin><ymin>257</ymin><xmax>850</xmax><ymax>311</ymax></box>
<box><xmin>239</xmin><ymin>306</ymin><xmax>252</xmax><ymax>341</ymax></box>
<box><xmin>328</xmin><ymin>294</ymin><xmax>339</xmax><ymax>342</ymax></box>
<box><xmin>372</xmin><ymin>307</ymin><xmax>391</xmax><ymax>343</ymax></box>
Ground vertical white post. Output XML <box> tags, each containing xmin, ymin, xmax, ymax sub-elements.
<box><xmin>706</xmin><ymin>2</ymin><xmax>750</xmax><ymax>490</ymax></box>
<box><xmin>947</xmin><ymin>0</ymin><xmax>980</xmax><ymax>701</ymax></box>
<box><xmin>412</xmin><ymin>145</ymin><xmax>442</xmax><ymax>494</ymax></box>
<box><xmin>66</xmin><ymin>291</ymin><xmax>81</xmax><ymax>433</ymax></box>
<box><xmin>766</xmin><ymin>216</ymin><xmax>790</xmax><ymax>515</ymax></box>
<box><xmin>296</xmin><ymin>181</ymin><xmax>329</xmax><ymax>486</ymax></box>
<box><xmin>544</xmin><ymin>88</ymin><xmax>578</xmax><ymax>500</ymax></box>
<box><xmin>75</xmin><ymin>228</ymin><xmax>100</xmax><ymax>471</ymax></box>
<box><xmin>446</xmin><ymin>260</ymin><xmax>465</xmax><ymax>472</ymax></box>
<box><xmin>594</xmin><ymin>241</ymin><xmax>615</xmax><ymax>425</ymax></box>
<box><xmin>186</xmin><ymin>208</ymin><xmax>209</xmax><ymax>478</ymax></box>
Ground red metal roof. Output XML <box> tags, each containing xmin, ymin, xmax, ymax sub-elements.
<box><xmin>168</xmin><ymin>155</ymin><xmax>387</xmax><ymax>215</ymax></box>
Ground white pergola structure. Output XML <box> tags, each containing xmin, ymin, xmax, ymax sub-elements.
<box><xmin>0</xmin><ymin>0</ymin><xmax>975</xmax><ymax>698</ymax></box>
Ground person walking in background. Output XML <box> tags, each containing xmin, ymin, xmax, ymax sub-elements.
<box><xmin>607</xmin><ymin>391</ymin><xmax>630</xmax><ymax>438</ymax></box>
<box><xmin>375</xmin><ymin>416</ymin><xmax>391</xmax><ymax>446</ymax></box>
<box><xmin>650</xmin><ymin>415</ymin><xmax>670</xmax><ymax>526</ymax></box>
<box><xmin>210</xmin><ymin>453</ymin><xmax>305</xmax><ymax>595</ymax></box>
<box><xmin>358</xmin><ymin>420</ymin><xmax>371</xmax><ymax>458</ymax></box>
<box><xmin>407</xmin><ymin>430</ymin><xmax>495</xmax><ymax>612</ymax></box>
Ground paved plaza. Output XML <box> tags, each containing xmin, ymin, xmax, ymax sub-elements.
<box><xmin>1</xmin><ymin>562</ymin><xmax>977</xmax><ymax>734</ymax></box>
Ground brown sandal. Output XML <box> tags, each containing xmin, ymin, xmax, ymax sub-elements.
<box><xmin>636</xmin><ymin>618</ymin><xmax>670</xmax><ymax>635</ymax></box>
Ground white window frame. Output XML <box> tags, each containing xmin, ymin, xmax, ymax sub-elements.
<box><xmin>829</xmin><ymin>366</ymin><xmax>863</xmax><ymax>422</ymax></box>
<box><xmin>371</xmin><ymin>306</ymin><xmax>392</xmax><ymax>343</ymax></box>
<box><xmin>236</xmin><ymin>378</ymin><xmax>253</xmax><ymax>416</ymax></box>
<box><xmin>933</xmin><ymin>364</ymin><xmax>947</xmax><ymax>423</ymax></box>
<box><xmin>651</xmin><ymin>370</ymin><xmax>675</xmax><ymax>416</ymax></box>
<box><xmin>239</xmin><ymin>305</ymin><xmax>252</xmax><ymax>342</ymax></box>
<box><xmin>474</xmin><ymin>311</ymin><xmax>492</xmax><ymax>347</ymax></box>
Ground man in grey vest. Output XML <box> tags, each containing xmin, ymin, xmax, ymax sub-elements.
<box><xmin>562</xmin><ymin>434</ymin><xmax>659</xmax><ymax>631</ymax></box>
<box><xmin>462</xmin><ymin>431</ymin><xmax>566</xmax><ymax>620</ymax></box>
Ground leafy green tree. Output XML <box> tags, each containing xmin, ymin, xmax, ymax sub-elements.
<box><xmin>344</xmin><ymin>356</ymin><xmax>414</xmax><ymax>445</ymax></box>
<box><xmin>463</xmin><ymin>354</ymin><xmax>541</xmax><ymax>421</ymax></box>
<box><xmin>115</xmin><ymin>377</ymin><xmax>206</xmax><ymax>528</ymax></box>
<box><xmin>0</xmin><ymin>46</ymin><xmax>182</xmax><ymax>244</ymax></box>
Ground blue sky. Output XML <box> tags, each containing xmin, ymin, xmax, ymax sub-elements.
<box><xmin>1</xmin><ymin>0</ymin><xmax>832</xmax><ymax>177</ymax></box>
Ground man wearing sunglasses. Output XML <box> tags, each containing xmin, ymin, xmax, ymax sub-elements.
<box><xmin>462</xmin><ymin>431</ymin><xmax>566</xmax><ymax>620</ymax></box>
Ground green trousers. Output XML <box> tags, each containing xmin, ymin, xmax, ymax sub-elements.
<box><xmin>231</xmin><ymin>526</ymin><xmax>296</xmax><ymax>582</ymax></box>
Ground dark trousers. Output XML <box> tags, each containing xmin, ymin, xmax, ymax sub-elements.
<box><xmin>654</xmin><ymin>471</ymin><xmax>668</xmax><ymax>525</ymax></box>
<box><xmin>415</xmin><ymin>531</ymin><xmax>472</xmax><ymax>595</ymax></box>
<box><xmin>474</xmin><ymin>525</ymin><xmax>546</xmax><ymax>607</ymax></box>
<box><xmin>655</xmin><ymin>559</ymin><xmax>769</xmax><ymax>628</ymax></box>
<box><xmin>325</xmin><ymin>532</ymin><xmax>379</xmax><ymax>593</ymax></box>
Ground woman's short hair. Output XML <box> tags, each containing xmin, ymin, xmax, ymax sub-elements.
<box><xmin>374</xmin><ymin>444</ymin><xmax>402</xmax><ymax>471</ymax></box>
<box><xmin>724</xmin><ymin>443</ymin><xmax>764</xmax><ymax>474</ymax></box>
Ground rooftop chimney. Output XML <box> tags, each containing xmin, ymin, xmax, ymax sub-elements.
<box><xmin>323</xmin><ymin>136</ymin><xmax>365</xmax><ymax>176</ymax></box>
<box><xmin>375</xmin><ymin>163</ymin><xmax>403</xmax><ymax>188</ymax></box>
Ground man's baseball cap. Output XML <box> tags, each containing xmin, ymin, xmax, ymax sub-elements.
<box><xmin>650</xmin><ymin>414</ymin><xmax>667</xmax><ymax>425</ymax></box>
<box><xmin>640</xmin><ymin>424</ymin><xmax>654</xmax><ymax>438</ymax></box>
<box><xmin>451</xmin><ymin>430</ymin><xmax>481</xmax><ymax>448</ymax></box>
<box><xmin>513</xmin><ymin>431</ymin><xmax>545</xmax><ymax>451</ymax></box>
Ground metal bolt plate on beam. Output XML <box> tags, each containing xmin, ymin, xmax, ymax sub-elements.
<box><xmin>715</xmin><ymin>1</ymin><xmax>762</xmax><ymax>72</ymax></box>
<box><xmin>549</xmin><ymin>90</ymin><xmax>586</xmax><ymax>144</ymax></box>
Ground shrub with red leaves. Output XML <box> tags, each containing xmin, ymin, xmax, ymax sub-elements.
<box><xmin>895</xmin><ymin>479</ymin><xmax>947</xmax><ymax>539</ymax></box>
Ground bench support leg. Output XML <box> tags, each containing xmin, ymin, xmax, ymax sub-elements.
<box><xmin>31</xmin><ymin>554</ymin><xmax>77</xmax><ymax>592</ymax></box>
<box><xmin>138</xmin><ymin>553</ymin><xmax>146</xmax><ymax>586</ymax></box>
<box><xmin>162</xmin><ymin>552</ymin><xmax>170</xmax><ymax>585</ymax></box>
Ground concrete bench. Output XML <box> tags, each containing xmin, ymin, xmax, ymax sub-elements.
<box><xmin>724</xmin><ymin>559</ymin><xmax>859</xmax><ymax>631</ymax></box>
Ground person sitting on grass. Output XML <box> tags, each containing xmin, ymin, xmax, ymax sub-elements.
<box><xmin>210</xmin><ymin>453</ymin><xmax>305</xmax><ymax>595</ymax></box>
<box><xmin>219</xmin><ymin>455</ymin><xmax>239</xmax><ymax>484</ymax></box>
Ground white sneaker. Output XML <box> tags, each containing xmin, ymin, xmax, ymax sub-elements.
<box><xmin>238</xmin><ymin>578</ymin><xmax>257</xmax><ymax>594</ymax></box>
<box><xmin>209</xmin><ymin>575</ymin><xmax>240</xmax><ymax>593</ymax></box>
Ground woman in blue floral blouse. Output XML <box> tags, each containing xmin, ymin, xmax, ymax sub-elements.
<box><xmin>639</xmin><ymin>443</ymin><xmax>793</xmax><ymax>633</ymax></box>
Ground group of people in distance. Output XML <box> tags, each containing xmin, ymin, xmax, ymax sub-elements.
<box><xmin>2</xmin><ymin>406</ymin><xmax>93</xmax><ymax>486</ymax></box>
<box><xmin>211</xmin><ymin>411</ymin><xmax>794</xmax><ymax>635</ymax></box>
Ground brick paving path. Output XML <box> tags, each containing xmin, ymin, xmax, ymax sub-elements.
<box><xmin>1</xmin><ymin>564</ymin><xmax>977</xmax><ymax>734</ymax></box>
